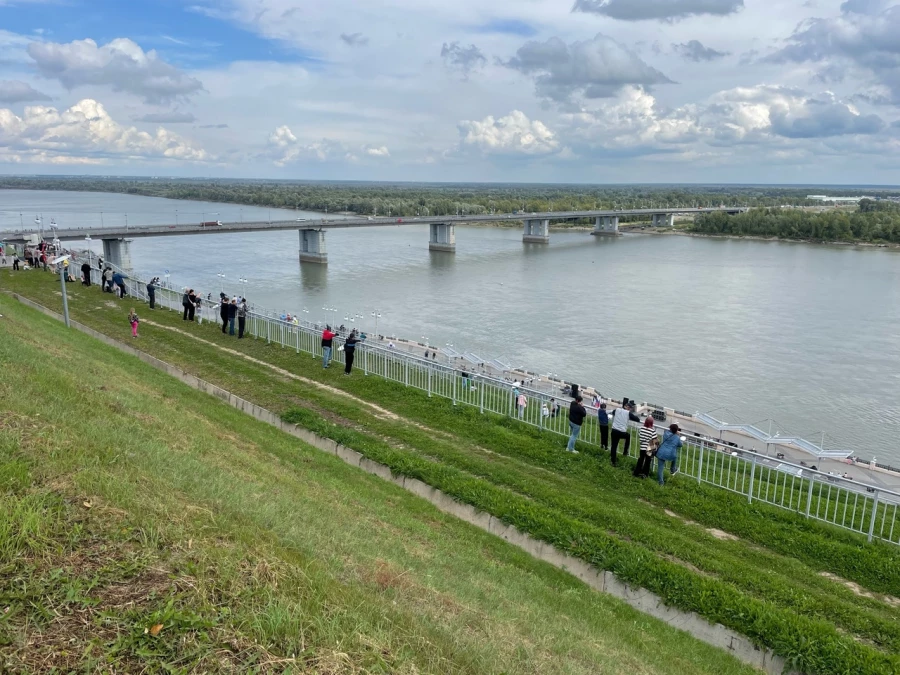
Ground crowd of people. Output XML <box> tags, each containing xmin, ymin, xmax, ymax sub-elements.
<box><xmin>565</xmin><ymin>395</ymin><xmax>683</xmax><ymax>486</ymax></box>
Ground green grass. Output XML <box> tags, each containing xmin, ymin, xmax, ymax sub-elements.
<box><xmin>3</xmin><ymin>270</ymin><xmax>900</xmax><ymax>674</ymax></box>
<box><xmin>0</xmin><ymin>297</ymin><xmax>758</xmax><ymax>673</ymax></box>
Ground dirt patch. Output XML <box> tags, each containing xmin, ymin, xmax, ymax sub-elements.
<box><xmin>663</xmin><ymin>509</ymin><xmax>740</xmax><ymax>542</ymax></box>
<box><xmin>819</xmin><ymin>571</ymin><xmax>900</xmax><ymax>608</ymax></box>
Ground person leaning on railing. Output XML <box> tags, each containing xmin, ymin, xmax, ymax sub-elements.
<box><xmin>656</xmin><ymin>424</ymin><xmax>683</xmax><ymax>486</ymax></box>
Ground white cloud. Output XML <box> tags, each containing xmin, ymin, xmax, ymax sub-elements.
<box><xmin>27</xmin><ymin>38</ymin><xmax>204</xmax><ymax>104</ymax></box>
<box><xmin>134</xmin><ymin>111</ymin><xmax>197</xmax><ymax>124</ymax></box>
<box><xmin>0</xmin><ymin>98</ymin><xmax>209</xmax><ymax>163</ymax></box>
<box><xmin>457</xmin><ymin>110</ymin><xmax>560</xmax><ymax>155</ymax></box>
<box><xmin>365</xmin><ymin>145</ymin><xmax>390</xmax><ymax>157</ymax></box>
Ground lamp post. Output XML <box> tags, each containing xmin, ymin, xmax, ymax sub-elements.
<box><xmin>217</xmin><ymin>272</ymin><xmax>226</xmax><ymax>293</ymax></box>
<box><xmin>371</xmin><ymin>310</ymin><xmax>382</xmax><ymax>336</ymax></box>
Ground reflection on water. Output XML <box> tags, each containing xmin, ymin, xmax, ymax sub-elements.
<box><xmin>3</xmin><ymin>189</ymin><xmax>899</xmax><ymax>461</ymax></box>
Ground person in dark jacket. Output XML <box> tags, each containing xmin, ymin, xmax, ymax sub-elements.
<box><xmin>227</xmin><ymin>297</ymin><xmax>237</xmax><ymax>335</ymax></box>
<box><xmin>111</xmin><ymin>272</ymin><xmax>127</xmax><ymax>297</ymax></box>
<box><xmin>598</xmin><ymin>402</ymin><xmax>609</xmax><ymax>450</ymax></box>
<box><xmin>182</xmin><ymin>290</ymin><xmax>192</xmax><ymax>320</ymax></box>
<box><xmin>146</xmin><ymin>277</ymin><xmax>157</xmax><ymax>309</ymax></box>
<box><xmin>566</xmin><ymin>395</ymin><xmax>587</xmax><ymax>453</ymax></box>
<box><xmin>219</xmin><ymin>293</ymin><xmax>229</xmax><ymax>333</ymax></box>
<box><xmin>343</xmin><ymin>330</ymin><xmax>358</xmax><ymax>374</ymax></box>
<box><xmin>237</xmin><ymin>298</ymin><xmax>247</xmax><ymax>338</ymax></box>
<box><xmin>81</xmin><ymin>262</ymin><xmax>92</xmax><ymax>286</ymax></box>
<box><xmin>610</xmin><ymin>401</ymin><xmax>642</xmax><ymax>466</ymax></box>
<box><xmin>187</xmin><ymin>289</ymin><xmax>197</xmax><ymax>321</ymax></box>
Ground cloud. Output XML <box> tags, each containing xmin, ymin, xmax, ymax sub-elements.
<box><xmin>673</xmin><ymin>40</ymin><xmax>729</xmax><ymax>62</ymax></box>
<box><xmin>0</xmin><ymin>80</ymin><xmax>52</xmax><ymax>103</ymax></box>
<box><xmin>457</xmin><ymin>110</ymin><xmax>560</xmax><ymax>155</ymax></box>
<box><xmin>840</xmin><ymin>0</ymin><xmax>888</xmax><ymax>13</ymax></box>
<box><xmin>768</xmin><ymin>5</ymin><xmax>900</xmax><ymax>103</ymax></box>
<box><xmin>200</xmin><ymin>123</ymin><xmax>229</xmax><ymax>129</ymax></box>
<box><xmin>27</xmin><ymin>38</ymin><xmax>204</xmax><ymax>104</ymax></box>
<box><xmin>441</xmin><ymin>42</ymin><xmax>487</xmax><ymax>77</ymax></box>
<box><xmin>267</xmin><ymin>125</ymin><xmax>353</xmax><ymax>165</ymax></box>
<box><xmin>340</xmin><ymin>32</ymin><xmax>369</xmax><ymax>47</ymax></box>
<box><xmin>0</xmin><ymin>98</ymin><xmax>208</xmax><ymax>163</ymax></box>
<box><xmin>134</xmin><ymin>111</ymin><xmax>197</xmax><ymax>124</ymax></box>
<box><xmin>704</xmin><ymin>86</ymin><xmax>886</xmax><ymax>142</ymax></box>
<box><xmin>573</xmin><ymin>0</ymin><xmax>744</xmax><ymax>22</ymax></box>
<box><xmin>506</xmin><ymin>34</ymin><xmax>673</xmax><ymax>102</ymax></box>
<box><xmin>365</xmin><ymin>145</ymin><xmax>390</xmax><ymax>157</ymax></box>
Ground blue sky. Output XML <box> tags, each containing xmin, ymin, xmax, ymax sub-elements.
<box><xmin>0</xmin><ymin>0</ymin><xmax>899</xmax><ymax>183</ymax></box>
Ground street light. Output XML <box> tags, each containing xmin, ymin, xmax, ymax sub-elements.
<box><xmin>217</xmin><ymin>271</ymin><xmax>226</xmax><ymax>292</ymax></box>
<box><xmin>371</xmin><ymin>310</ymin><xmax>382</xmax><ymax>336</ymax></box>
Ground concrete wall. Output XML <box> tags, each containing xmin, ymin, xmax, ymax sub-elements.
<box><xmin>9</xmin><ymin>292</ymin><xmax>799</xmax><ymax>675</ymax></box>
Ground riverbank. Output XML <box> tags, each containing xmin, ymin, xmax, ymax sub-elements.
<box><xmin>0</xmin><ymin>298</ymin><xmax>758</xmax><ymax>674</ymax></box>
<box><xmin>5</xmin><ymin>269</ymin><xmax>900</xmax><ymax>675</ymax></box>
<box><xmin>655</xmin><ymin>228</ymin><xmax>900</xmax><ymax>249</ymax></box>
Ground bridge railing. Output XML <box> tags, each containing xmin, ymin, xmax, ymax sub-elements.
<box><xmin>69</xmin><ymin>253</ymin><xmax>900</xmax><ymax>547</ymax></box>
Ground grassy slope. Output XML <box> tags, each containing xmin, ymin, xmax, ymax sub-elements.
<box><xmin>0</xmin><ymin>299</ymin><xmax>756</xmax><ymax>674</ymax></box>
<box><xmin>3</xmin><ymin>271</ymin><xmax>899</xmax><ymax>673</ymax></box>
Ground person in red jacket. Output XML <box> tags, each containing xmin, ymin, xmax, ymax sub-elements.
<box><xmin>321</xmin><ymin>325</ymin><xmax>335</xmax><ymax>368</ymax></box>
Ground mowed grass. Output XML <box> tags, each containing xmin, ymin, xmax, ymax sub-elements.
<box><xmin>4</xmin><ymin>270</ymin><xmax>900</xmax><ymax>674</ymax></box>
<box><xmin>0</xmin><ymin>298</ymin><xmax>758</xmax><ymax>673</ymax></box>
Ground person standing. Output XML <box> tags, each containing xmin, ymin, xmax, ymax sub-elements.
<box><xmin>656</xmin><ymin>424</ymin><xmax>683</xmax><ymax>486</ymax></box>
<box><xmin>219</xmin><ymin>293</ymin><xmax>229</xmax><ymax>333</ymax></box>
<box><xmin>128</xmin><ymin>308</ymin><xmax>140</xmax><ymax>338</ymax></box>
<box><xmin>237</xmin><ymin>298</ymin><xmax>247</xmax><ymax>338</ymax></box>
<box><xmin>634</xmin><ymin>416</ymin><xmax>657</xmax><ymax>478</ymax></box>
<box><xmin>321</xmin><ymin>324</ymin><xmax>335</xmax><ymax>367</ymax></box>
<box><xmin>610</xmin><ymin>401</ymin><xmax>641</xmax><ymax>466</ymax></box>
<box><xmin>195</xmin><ymin>293</ymin><xmax>204</xmax><ymax>324</ymax></box>
<box><xmin>517</xmin><ymin>392</ymin><xmax>527</xmax><ymax>419</ymax></box>
<box><xmin>187</xmin><ymin>289</ymin><xmax>198</xmax><ymax>321</ymax></box>
<box><xmin>343</xmin><ymin>330</ymin><xmax>358</xmax><ymax>375</ymax></box>
<box><xmin>112</xmin><ymin>271</ymin><xmax>127</xmax><ymax>297</ymax></box>
<box><xmin>567</xmin><ymin>395</ymin><xmax>586</xmax><ymax>453</ymax></box>
<box><xmin>146</xmin><ymin>277</ymin><xmax>157</xmax><ymax>309</ymax></box>
<box><xmin>182</xmin><ymin>290</ymin><xmax>192</xmax><ymax>320</ymax></box>
<box><xmin>227</xmin><ymin>297</ymin><xmax>238</xmax><ymax>335</ymax></box>
<box><xmin>81</xmin><ymin>261</ymin><xmax>92</xmax><ymax>286</ymax></box>
<box><xmin>597</xmin><ymin>402</ymin><xmax>610</xmax><ymax>450</ymax></box>
<box><xmin>12</xmin><ymin>252</ymin><xmax>20</xmax><ymax>271</ymax></box>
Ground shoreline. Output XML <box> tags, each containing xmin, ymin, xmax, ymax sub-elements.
<box><xmin>643</xmin><ymin>227</ymin><xmax>900</xmax><ymax>250</ymax></box>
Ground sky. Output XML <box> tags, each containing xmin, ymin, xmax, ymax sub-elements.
<box><xmin>1</xmin><ymin>0</ymin><xmax>900</xmax><ymax>183</ymax></box>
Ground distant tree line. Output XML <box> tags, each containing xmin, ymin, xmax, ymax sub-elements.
<box><xmin>691</xmin><ymin>200</ymin><xmax>900</xmax><ymax>243</ymax></box>
<box><xmin>5</xmin><ymin>176</ymin><xmax>891</xmax><ymax>217</ymax></box>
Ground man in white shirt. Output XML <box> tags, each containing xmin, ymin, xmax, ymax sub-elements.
<box><xmin>610</xmin><ymin>401</ymin><xmax>641</xmax><ymax>467</ymax></box>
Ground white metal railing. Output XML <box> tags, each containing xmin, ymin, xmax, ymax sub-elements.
<box><xmin>68</xmin><ymin>253</ymin><xmax>900</xmax><ymax>546</ymax></box>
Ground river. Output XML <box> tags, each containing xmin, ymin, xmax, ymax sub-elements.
<box><xmin>2</xmin><ymin>189</ymin><xmax>898</xmax><ymax>463</ymax></box>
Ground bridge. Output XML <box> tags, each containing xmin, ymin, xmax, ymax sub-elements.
<box><xmin>0</xmin><ymin>206</ymin><xmax>747</xmax><ymax>267</ymax></box>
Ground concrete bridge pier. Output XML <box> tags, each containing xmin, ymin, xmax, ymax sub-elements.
<box><xmin>299</xmin><ymin>229</ymin><xmax>328</xmax><ymax>264</ymax></box>
<box><xmin>523</xmin><ymin>219</ymin><xmax>550</xmax><ymax>243</ymax></box>
<box><xmin>651</xmin><ymin>213</ymin><xmax>675</xmax><ymax>227</ymax></box>
<box><xmin>101</xmin><ymin>238</ymin><xmax>133</xmax><ymax>272</ymax></box>
<box><xmin>429</xmin><ymin>223</ymin><xmax>456</xmax><ymax>252</ymax></box>
<box><xmin>591</xmin><ymin>216</ymin><xmax>619</xmax><ymax>236</ymax></box>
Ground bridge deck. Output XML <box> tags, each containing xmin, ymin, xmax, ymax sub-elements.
<box><xmin>0</xmin><ymin>207</ymin><xmax>746</xmax><ymax>242</ymax></box>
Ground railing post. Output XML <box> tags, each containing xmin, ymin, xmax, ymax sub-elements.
<box><xmin>266</xmin><ymin>317</ymin><xmax>271</xmax><ymax>344</ymax></box>
<box><xmin>452</xmin><ymin>372</ymin><xmax>457</xmax><ymax>406</ymax></box>
<box><xmin>805</xmin><ymin>474</ymin><xmax>815</xmax><ymax>518</ymax></box>
<box><xmin>867</xmin><ymin>490</ymin><xmax>881</xmax><ymax>543</ymax></box>
<box><xmin>427</xmin><ymin>366</ymin><xmax>432</xmax><ymax>397</ymax></box>
<box><xmin>404</xmin><ymin>359</ymin><xmax>409</xmax><ymax>387</ymax></box>
<box><xmin>364</xmin><ymin>347</ymin><xmax>368</xmax><ymax>375</ymax></box>
<box><xmin>479</xmin><ymin>379</ymin><xmax>484</xmax><ymax>414</ymax></box>
<box><xmin>748</xmin><ymin>455</ymin><xmax>757</xmax><ymax>504</ymax></box>
<box><xmin>696</xmin><ymin>440</ymin><xmax>704</xmax><ymax>484</ymax></box>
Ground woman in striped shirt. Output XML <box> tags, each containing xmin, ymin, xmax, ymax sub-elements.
<box><xmin>633</xmin><ymin>416</ymin><xmax>658</xmax><ymax>478</ymax></box>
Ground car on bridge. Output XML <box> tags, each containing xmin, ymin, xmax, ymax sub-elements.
<box><xmin>200</xmin><ymin>220</ymin><xmax>222</xmax><ymax>227</ymax></box>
